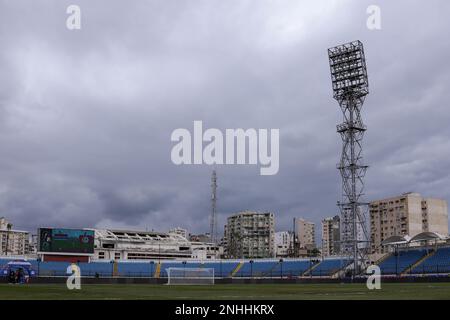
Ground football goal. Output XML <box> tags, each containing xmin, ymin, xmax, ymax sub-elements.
<box><xmin>166</xmin><ymin>267</ymin><xmax>215</xmax><ymax>285</ymax></box>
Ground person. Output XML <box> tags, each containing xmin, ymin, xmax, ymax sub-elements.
<box><xmin>8</xmin><ymin>270</ymin><xmax>15</xmax><ymax>284</ymax></box>
<box><xmin>15</xmin><ymin>269</ymin><xmax>20</xmax><ymax>284</ymax></box>
<box><xmin>18</xmin><ymin>268</ymin><xmax>24</xmax><ymax>284</ymax></box>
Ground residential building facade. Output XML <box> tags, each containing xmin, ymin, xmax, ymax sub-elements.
<box><xmin>0</xmin><ymin>217</ymin><xmax>30</xmax><ymax>256</ymax></box>
<box><xmin>224</xmin><ymin>211</ymin><xmax>275</xmax><ymax>258</ymax></box>
<box><xmin>321</xmin><ymin>215</ymin><xmax>341</xmax><ymax>256</ymax></box>
<box><xmin>295</xmin><ymin>218</ymin><xmax>315</xmax><ymax>249</ymax></box>
<box><xmin>370</xmin><ymin>192</ymin><xmax>448</xmax><ymax>253</ymax></box>
<box><xmin>275</xmin><ymin>231</ymin><xmax>293</xmax><ymax>257</ymax></box>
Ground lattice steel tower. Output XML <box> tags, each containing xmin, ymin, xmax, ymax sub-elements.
<box><xmin>210</xmin><ymin>169</ymin><xmax>218</xmax><ymax>244</ymax></box>
<box><xmin>328</xmin><ymin>41</ymin><xmax>370</xmax><ymax>276</ymax></box>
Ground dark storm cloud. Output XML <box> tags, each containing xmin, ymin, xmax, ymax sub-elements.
<box><xmin>0</xmin><ymin>0</ymin><xmax>449</xmax><ymax>239</ymax></box>
<box><xmin>99</xmin><ymin>187</ymin><xmax>175</xmax><ymax>224</ymax></box>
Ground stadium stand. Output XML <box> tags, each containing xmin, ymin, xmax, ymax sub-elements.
<box><xmin>411</xmin><ymin>247</ymin><xmax>450</xmax><ymax>274</ymax></box>
<box><xmin>202</xmin><ymin>261</ymin><xmax>239</xmax><ymax>278</ymax></box>
<box><xmin>309</xmin><ymin>258</ymin><xmax>352</xmax><ymax>277</ymax></box>
<box><xmin>117</xmin><ymin>261</ymin><xmax>153</xmax><ymax>277</ymax></box>
<box><xmin>378</xmin><ymin>248</ymin><xmax>429</xmax><ymax>274</ymax></box>
<box><xmin>38</xmin><ymin>261</ymin><xmax>70</xmax><ymax>276</ymax></box>
<box><xmin>270</xmin><ymin>260</ymin><xmax>315</xmax><ymax>277</ymax></box>
<box><xmin>158</xmin><ymin>261</ymin><xmax>239</xmax><ymax>278</ymax></box>
<box><xmin>235</xmin><ymin>261</ymin><xmax>278</xmax><ymax>277</ymax></box>
<box><xmin>78</xmin><ymin>262</ymin><xmax>114</xmax><ymax>277</ymax></box>
<box><xmin>1</xmin><ymin>248</ymin><xmax>449</xmax><ymax>278</ymax></box>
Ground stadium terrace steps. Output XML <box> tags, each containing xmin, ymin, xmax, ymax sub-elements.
<box><xmin>231</xmin><ymin>262</ymin><xmax>244</xmax><ymax>277</ymax></box>
<box><xmin>1</xmin><ymin>248</ymin><xmax>450</xmax><ymax>278</ymax></box>
<box><xmin>235</xmin><ymin>261</ymin><xmax>278</xmax><ymax>277</ymax></box>
<box><xmin>306</xmin><ymin>259</ymin><xmax>352</xmax><ymax>277</ymax></box>
<box><xmin>266</xmin><ymin>261</ymin><xmax>282</xmax><ymax>277</ymax></box>
<box><xmin>378</xmin><ymin>249</ymin><xmax>429</xmax><ymax>275</ymax></box>
<box><xmin>232</xmin><ymin>260</ymin><xmax>315</xmax><ymax>278</ymax></box>
<box><xmin>374</xmin><ymin>252</ymin><xmax>392</xmax><ymax>266</ymax></box>
<box><xmin>276</xmin><ymin>260</ymin><xmax>313</xmax><ymax>277</ymax></box>
<box><xmin>402</xmin><ymin>250</ymin><xmax>435</xmax><ymax>275</ymax></box>
<box><xmin>154</xmin><ymin>263</ymin><xmax>161</xmax><ymax>278</ymax></box>
<box><xmin>302</xmin><ymin>261</ymin><xmax>320</xmax><ymax>276</ymax></box>
<box><xmin>411</xmin><ymin>247</ymin><xmax>450</xmax><ymax>274</ymax></box>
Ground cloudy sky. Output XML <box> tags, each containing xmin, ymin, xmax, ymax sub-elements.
<box><xmin>1</xmin><ymin>0</ymin><xmax>449</xmax><ymax>241</ymax></box>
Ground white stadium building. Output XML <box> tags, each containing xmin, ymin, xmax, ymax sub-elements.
<box><xmin>93</xmin><ymin>229</ymin><xmax>222</xmax><ymax>261</ymax></box>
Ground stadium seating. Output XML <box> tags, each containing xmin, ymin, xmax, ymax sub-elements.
<box><xmin>117</xmin><ymin>261</ymin><xmax>154</xmax><ymax>277</ymax></box>
<box><xmin>411</xmin><ymin>247</ymin><xmax>450</xmax><ymax>274</ymax></box>
<box><xmin>159</xmin><ymin>262</ymin><xmax>187</xmax><ymax>278</ymax></box>
<box><xmin>196</xmin><ymin>262</ymin><xmax>239</xmax><ymax>278</ymax></box>
<box><xmin>270</xmin><ymin>260</ymin><xmax>314</xmax><ymax>277</ymax></box>
<box><xmin>309</xmin><ymin>258</ymin><xmax>352</xmax><ymax>277</ymax></box>
<box><xmin>38</xmin><ymin>261</ymin><xmax>71</xmax><ymax>276</ymax></box>
<box><xmin>378</xmin><ymin>249</ymin><xmax>428</xmax><ymax>274</ymax></box>
<box><xmin>235</xmin><ymin>261</ymin><xmax>276</xmax><ymax>277</ymax></box>
<box><xmin>78</xmin><ymin>261</ymin><xmax>114</xmax><ymax>277</ymax></box>
<box><xmin>1</xmin><ymin>247</ymin><xmax>449</xmax><ymax>278</ymax></box>
<box><xmin>158</xmin><ymin>261</ymin><xmax>240</xmax><ymax>278</ymax></box>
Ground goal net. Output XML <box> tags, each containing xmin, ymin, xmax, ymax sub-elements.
<box><xmin>166</xmin><ymin>267</ymin><xmax>214</xmax><ymax>285</ymax></box>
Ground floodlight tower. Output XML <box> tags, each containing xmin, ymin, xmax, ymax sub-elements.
<box><xmin>210</xmin><ymin>169</ymin><xmax>218</xmax><ymax>244</ymax></box>
<box><xmin>328</xmin><ymin>40</ymin><xmax>370</xmax><ymax>277</ymax></box>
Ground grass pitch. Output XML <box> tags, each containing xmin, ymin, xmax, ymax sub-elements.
<box><xmin>0</xmin><ymin>283</ymin><xmax>449</xmax><ymax>300</ymax></box>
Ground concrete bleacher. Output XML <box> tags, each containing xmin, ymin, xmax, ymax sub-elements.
<box><xmin>411</xmin><ymin>247</ymin><xmax>450</xmax><ymax>274</ymax></box>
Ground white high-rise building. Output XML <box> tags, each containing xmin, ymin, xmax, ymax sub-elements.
<box><xmin>275</xmin><ymin>231</ymin><xmax>293</xmax><ymax>257</ymax></box>
<box><xmin>0</xmin><ymin>217</ymin><xmax>30</xmax><ymax>256</ymax></box>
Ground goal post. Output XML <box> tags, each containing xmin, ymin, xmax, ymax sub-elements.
<box><xmin>166</xmin><ymin>267</ymin><xmax>215</xmax><ymax>285</ymax></box>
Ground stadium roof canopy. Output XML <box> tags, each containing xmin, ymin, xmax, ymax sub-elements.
<box><xmin>409</xmin><ymin>232</ymin><xmax>446</xmax><ymax>243</ymax></box>
<box><xmin>381</xmin><ymin>235</ymin><xmax>411</xmax><ymax>246</ymax></box>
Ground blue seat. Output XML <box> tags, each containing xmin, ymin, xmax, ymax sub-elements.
<box><xmin>235</xmin><ymin>261</ymin><xmax>278</xmax><ymax>277</ymax></box>
<box><xmin>78</xmin><ymin>262</ymin><xmax>113</xmax><ymax>277</ymax></box>
<box><xmin>117</xmin><ymin>261</ymin><xmax>155</xmax><ymax>277</ymax></box>
<box><xmin>411</xmin><ymin>247</ymin><xmax>450</xmax><ymax>274</ymax></box>
<box><xmin>195</xmin><ymin>262</ymin><xmax>238</xmax><ymax>277</ymax></box>
<box><xmin>379</xmin><ymin>249</ymin><xmax>428</xmax><ymax>274</ymax></box>
<box><xmin>310</xmin><ymin>259</ymin><xmax>352</xmax><ymax>276</ymax></box>
<box><xmin>267</xmin><ymin>260</ymin><xmax>314</xmax><ymax>277</ymax></box>
<box><xmin>38</xmin><ymin>261</ymin><xmax>71</xmax><ymax>276</ymax></box>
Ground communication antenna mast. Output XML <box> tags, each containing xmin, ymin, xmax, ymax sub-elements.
<box><xmin>328</xmin><ymin>40</ymin><xmax>371</xmax><ymax>277</ymax></box>
<box><xmin>210</xmin><ymin>169</ymin><xmax>218</xmax><ymax>244</ymax></box>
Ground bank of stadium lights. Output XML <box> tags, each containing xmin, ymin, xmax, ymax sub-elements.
<box><xmin>328</xmin><ymin>40</ymin><xmax>371</xmax><ymax>277</ymax></box>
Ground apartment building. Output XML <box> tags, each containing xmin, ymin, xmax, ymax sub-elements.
<box><xmin>295</xmin><ymin>218</ymin><xmax>315</xmax><ymax>249</ymax></box>
<box><xmin>321</xmin><ymin>215</ymin><xmax>341</xmax><ymax>256</ymax></box>
<box><xmin>0</xmin><ymin>217</ymin><xmax>30</xmax><ymax>256</ymax></box>
<box><xmin>370</xmin><ymin>193</ymin><xmax>448</xmax><ymax>253</ymax></box>
<box><xmin>224</xmin><ymin>211</ymin><xmax>275</xmax><ymax>258</ymax></box>
<box><xmin>275</xmin><ymin>231</ymin><xmax>293</xmax><ymax>257</ymax></box>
